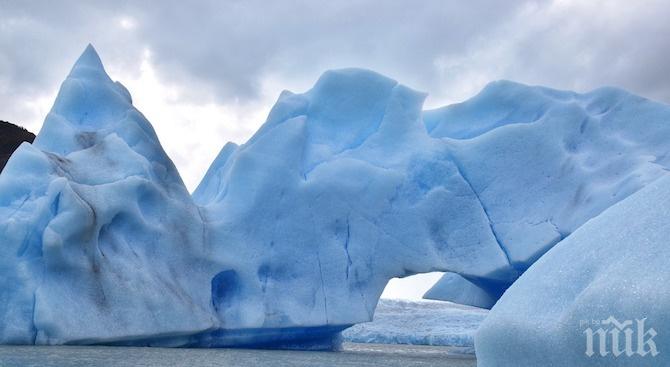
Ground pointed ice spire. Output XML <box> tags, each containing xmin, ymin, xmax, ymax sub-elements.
<box><xmin>32</xmin><ymin>43</ymin><xmax>185</xmax><ymax>189</ymax></box>
<box><xmin>68</xmin><ymin>44</ymin><xmax>108</xmax><ymax>79</ymax></box>
<box><xmin>34</xmin><ymin>44</ymin><xmax>134</xmax><ymax>153</ymax></box>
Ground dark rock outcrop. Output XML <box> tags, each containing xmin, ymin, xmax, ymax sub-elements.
<box><xmin>0</xmin><ymin>120</ymin><xmax>36</xmax><ymax>173</ymax></box>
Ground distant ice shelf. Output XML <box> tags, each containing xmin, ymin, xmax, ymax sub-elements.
<box><xmin>343</xmin><ymin>299</ymin><xmax>487</xmax><ymax>354</ymax></box>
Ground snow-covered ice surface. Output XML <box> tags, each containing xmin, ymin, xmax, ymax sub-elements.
<box><xmin>476</xmin><ymin>175</ymin><xmax>670</xmax><ymax>366</ymax></box>
<box><xmin>343</xmin><ymin>299</ymin><xmax>487</xmax><ymax>354</ymax></box>
<box><xmin>2</xmin><ymin>44</ymin><xmax>670</xmax><ymax>348</ymax></box>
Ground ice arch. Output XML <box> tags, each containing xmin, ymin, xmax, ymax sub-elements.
<box><xmin>1</xmin><ymin>45</ymin><xmax>670</xmax><ymax>347</ymax></box>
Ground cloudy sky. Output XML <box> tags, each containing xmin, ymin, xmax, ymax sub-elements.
<box><xmin>2</xmin><ymin>0</ymin><xmax>669</xmax><ymax>298</ymax></box>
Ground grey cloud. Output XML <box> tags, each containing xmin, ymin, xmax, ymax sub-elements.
<box><xmin>125</xmin><ymin>0</ymin><xmax>530</xmax><ymax>101</ymax></box>
<box><xmin>2</xmin><ymin>0</ymin><xmax>670</xmax><ymax>130</ymax></box>
<box><xmin>0</xmin><ymin>1</ymin><xmax>529</xmax><ymax>105</ymax></box>
<box><xmin>492</xmin><ymin>1</ymin><xmax>670</xmax><ymax>100</ymax></box>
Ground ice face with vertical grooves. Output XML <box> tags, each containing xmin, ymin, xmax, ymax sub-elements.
<box><xmin>1</xmin><ymin>45</ymin><xmax>670</xmax><ymax>347</ymax></box>
<box><xmin>197</xmin><ymin>67</ymin><xmax>515</xmax><ymax>333</ymax></box>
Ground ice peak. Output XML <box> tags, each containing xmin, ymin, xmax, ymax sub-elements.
<box><xmin>69</xmin><ymin>44</ymin><xmax>106</xmax><ymax>76</ymax></box>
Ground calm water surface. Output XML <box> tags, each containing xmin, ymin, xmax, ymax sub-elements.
<box><xmin>0</xmin><ymin>343</ymin><xmax>476</xmax><ymax>367</ymax></box>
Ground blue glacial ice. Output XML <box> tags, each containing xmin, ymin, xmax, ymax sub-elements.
<box><xmin>1</xmin><ymin>45</ymin><xmax>670</xmax><ymax>347</ymax></box>
<box><xmin>476</xmin><ymin>174</ymin><xmax>670</xmax><ymax>366</ymax></box>
<box><xmin>423</xmin><ymin>273</ymin><xmax>500</xmax><ymax>309</ymax></box>
<box><xmin>0</xmin><ymin>45</ymin><xmax>219</xmax><ymax>345</ymax></box>
<box><xmin>191</xmin><ymin>68</ymin><xmax>516</xmax><ymax>334</ymax></box>
<box><xmin>423</xmin><ymin>80</ymin><xmax>670</xmax><ymax>306</ymax></box>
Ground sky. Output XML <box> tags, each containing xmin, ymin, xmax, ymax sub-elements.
<box><xmin>2</xmin><ymin>0</ymin><xmax>670</xmax><ymax>299</ymax></box>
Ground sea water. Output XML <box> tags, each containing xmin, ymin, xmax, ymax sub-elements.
<box><xmin>0</xmin><ymin>343</ymin><xmax>475</xmax><ymax>367</ymax></box>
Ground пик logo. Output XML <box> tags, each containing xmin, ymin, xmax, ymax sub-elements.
<box><xmin>581</xmin><ymin>316</ymin><xmax>659</xmax><ymax>358</ymax></box>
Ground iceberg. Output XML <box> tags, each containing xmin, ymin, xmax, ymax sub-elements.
<box><xmin>0</xmin><ymin>46</ymin><xmax>511</xmax><ymax>347</ymax></box>
<box><xmin>476</xmin><ymin>174</ymin><xmax>670</xmax><ymax>366</ymax></box>
<box><xmin>1</xmin><ymin>45</ymin><xmax>669</xmax><ymax>347</ymax></box>
<box><xmin>0</xmin><ymin>45</ymin><xmax>218</xmax><ymax>345</ymax></box>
